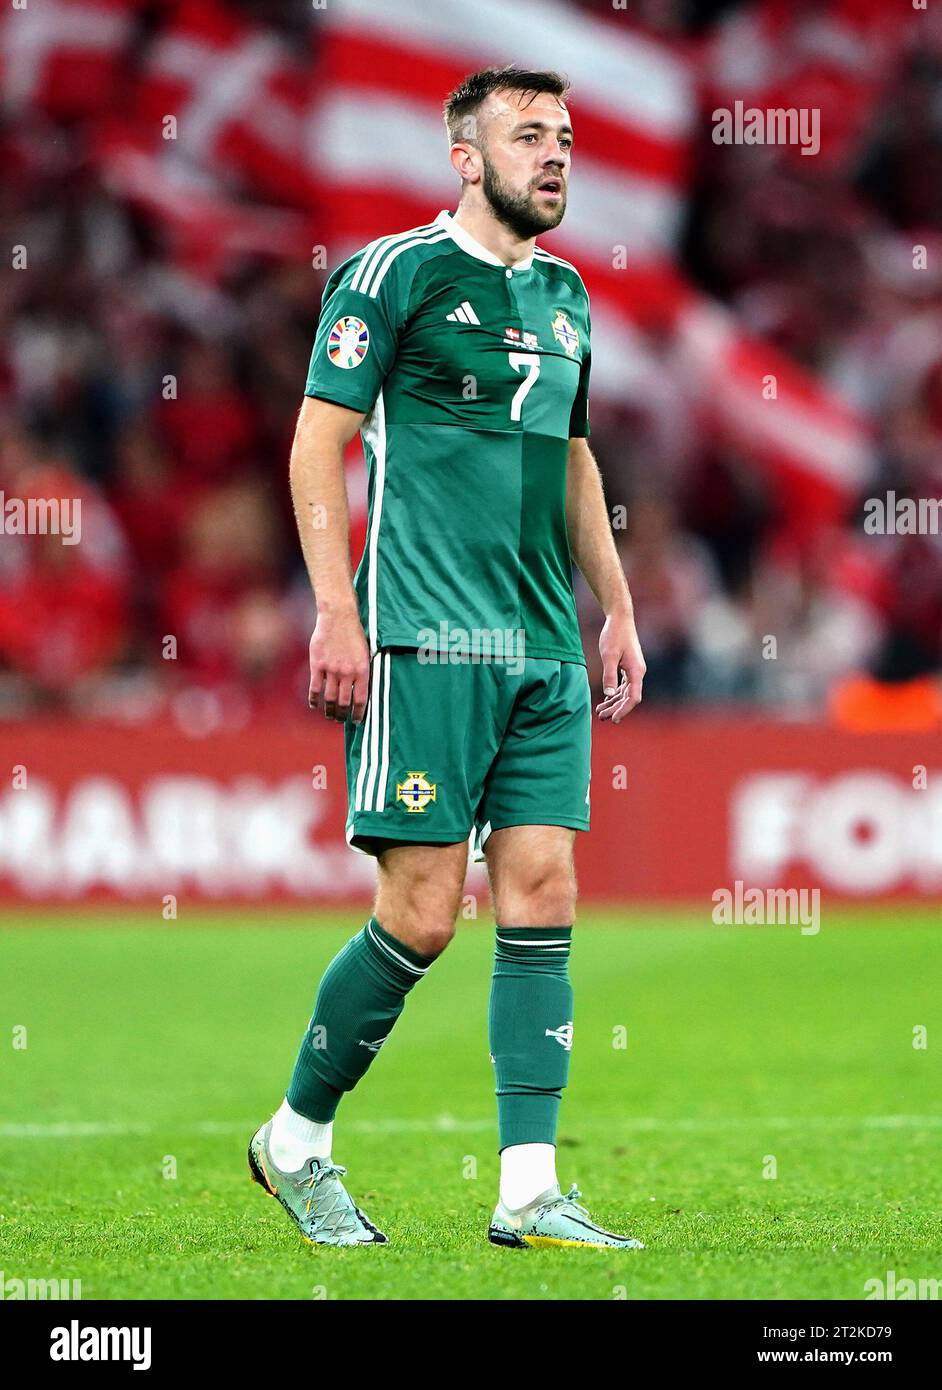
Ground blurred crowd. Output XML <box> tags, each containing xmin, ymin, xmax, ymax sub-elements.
<box><xmin>0</xmin><ymin>0</ymin><xmax>940</xmax><ymax>725</ymax></box>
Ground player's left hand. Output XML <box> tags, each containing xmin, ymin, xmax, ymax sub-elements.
<box><xmin>595</xmin><ymin>611</ymin><xmax>646</xmax><ymax>723</ymax></box>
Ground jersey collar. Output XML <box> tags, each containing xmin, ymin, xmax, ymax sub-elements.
<box><xmin>435</xmin><ymin>209</ymin><xmax>535</xmax><ymax>271</ymax></box>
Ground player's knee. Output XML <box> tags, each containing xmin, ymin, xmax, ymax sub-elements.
<box><xmin>410</xmin><ymin>917</ymin><xmax>458</xmax><ymax>958</ymax></box>
<box><xmin>503</xmin><ymin>862</ymin><xmax>576</xmax><ymax>926</ymax></box>
<box><xmin>377</xmin><ymin>907</ymin><xmax>457</xmax><ymax>959</ymax></box>
<box><xmin>375</xmin><ymin>876</ymin><xmax>461</xmax><ymax>958</ymax></box>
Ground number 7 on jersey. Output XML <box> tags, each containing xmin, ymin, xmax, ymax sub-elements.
<box><xmin>508</xmin><ymin>352</ymin><xmax>541</xmax><ymax>422</ymax></box>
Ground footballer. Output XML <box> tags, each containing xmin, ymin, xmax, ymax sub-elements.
<box><xmin>250</xmin><ymin>67</ymin><xmax>647</xmax><ymax>1249</ymax></box>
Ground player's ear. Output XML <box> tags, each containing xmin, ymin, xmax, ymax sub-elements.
<box><xmin>449</xmin><ymin>141</ymin><xmax>482</xmax><ymax>186</ymax></box>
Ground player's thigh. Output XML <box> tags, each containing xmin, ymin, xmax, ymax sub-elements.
<box><xmin>374</xmin><ymin>840</ymin><xmax>470</xmax><ymax>957</ymax></box>
<box><xmin>485</xmin><ymin>825</ymin><xmax>577</xmax><ymax>927</ymax></box>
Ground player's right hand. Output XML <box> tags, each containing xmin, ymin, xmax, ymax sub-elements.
<box><xmin>308</xmin><ymin>609</ymin><xmax>371</xmax><ymax>724</ymax></box>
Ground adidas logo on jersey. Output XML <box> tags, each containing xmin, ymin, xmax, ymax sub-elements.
<box><xmin>446</xmin><ymin>301</ymin><xmax>480</xmax><ymax>324</ymax></box>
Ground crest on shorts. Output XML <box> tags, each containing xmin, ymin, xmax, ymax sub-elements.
<box><xmin>396</xmin><ymin>772</ymin><xmax>437</xmax><ymax>813</ymax></box>
<box><xmin>550</xmin><ymin>309</ymin><xmax>579</xmax><ymax>356</ymax></box>
<box><xmin>327</xmin><ymin>316</ymin><xmax>369</xmax><ymax>369</ymax></box>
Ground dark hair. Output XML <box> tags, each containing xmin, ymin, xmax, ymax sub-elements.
<box><xmin>443</xmin><ymin>66</ymin><xmax>570</xmax><ymax>146</ymax></box>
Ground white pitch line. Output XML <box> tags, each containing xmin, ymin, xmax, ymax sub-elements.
<box><xmin>0</xmin><ymin>1121</ymin><xmax>153</xmax><ymax>1138</ymax></box>
<box><xmin>0</xmin><ymin>1115</ymin><xmax>493</xmax><ymax>1140</ymax></box>
<box><xmin>1</xmin><ymin>1115</ymin><xmax>940</xmax><ymax>1140</ymax></box>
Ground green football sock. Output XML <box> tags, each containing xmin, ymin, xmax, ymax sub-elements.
<box><xmin>489</xmin><ymin>926</ymin><xmax>574</xmax><ymax>1150</ymax></box>
<box><xmin>286</xmin><ymin>917</ymin><xmax>435</xmax><ymax>1122</ymax></box>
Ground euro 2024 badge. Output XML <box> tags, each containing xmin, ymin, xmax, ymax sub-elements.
<box><xmin>327</xmin><ymin>316</ymin><xmax>370</xmax><ymax>369</ymax></box>
<box><xmin>550</xmin><ymin>309</ymin><xmax>579</xmax><ymax>356</ymax></box>
<box><xmin>396</xmin><ymin>772</ymin><xmax>437</xmax><ymax>813</ymax></box>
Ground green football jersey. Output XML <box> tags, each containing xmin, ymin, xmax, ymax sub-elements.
<box><xmin>304</xmin><ymin>208</ymin><xmax>591</xmax><ymax>664</ymax></box>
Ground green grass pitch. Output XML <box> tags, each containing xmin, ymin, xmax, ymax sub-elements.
<box><xmin>1</xmin><ymin>908</ymin><xmax>940</xmax><ymax>1301</ymax></box>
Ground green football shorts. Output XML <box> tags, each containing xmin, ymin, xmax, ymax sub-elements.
<box><xmin>344</xmin><ymin>648</ymin><xmax>591</xmax><ymax>859</ymax></box>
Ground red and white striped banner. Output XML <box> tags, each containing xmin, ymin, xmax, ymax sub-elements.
<box><xmin>0</xmin><ymin>0</ymin><xmax>134</xmax><ymax>119</ymax></box>
<box><xmin>135</xmin><ymin>0</ymin><xmax>307</xmax><ymax>205</ymax></box>
<box><xmin>0</xmin><ymin>0</ymin><xmax>880</xmax><ymax>528</ymax></box>
<box><xmin>310</xmin><ymin>0</ymin><xmax>874</xmax><ymax>527</ymax></box>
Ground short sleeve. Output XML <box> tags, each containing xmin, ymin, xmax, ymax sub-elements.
<box><xmin>568</xmin><ymin>348</ymin><xmax>591</xmax><ymax>439</ymax></box>
<box><xmin>568</xmin><ymin>298</ymin><xmax>591</xmax><ymax>439</ymax></box>
<box><xmin>304</xmin><ymin>251</ymin><xmax>408</xmax><ymax>414</ymax></box>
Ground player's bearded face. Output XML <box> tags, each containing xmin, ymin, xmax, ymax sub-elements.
<box><xmin>480</xmin><ymin>147</ymin><xmax>567</xmax><ymax>238</ymax></box>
